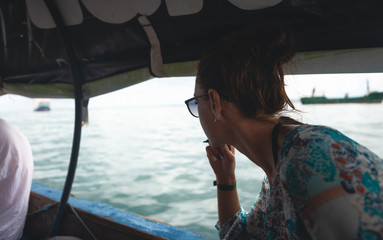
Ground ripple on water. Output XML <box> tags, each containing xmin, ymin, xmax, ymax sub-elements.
<box><xmin>134</xmin><ymin>175</ymin><xmax>153</xmax><ymax>181</ymax></box>
<box><xmin>129</xmin><ymin>204</ymin><xmax>172</xmax><ymax>216</ymax></box>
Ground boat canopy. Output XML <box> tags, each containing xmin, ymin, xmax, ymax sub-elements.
<box><xmin>1</xmin><ymin>0</ymin><xmax>383</xmax><ymax>99</ymax></box>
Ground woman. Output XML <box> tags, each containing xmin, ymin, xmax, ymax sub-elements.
<box><xmin>184</xmin><ymin>26</ymin><xmax>383</xmax><ymax>239</ymax></box>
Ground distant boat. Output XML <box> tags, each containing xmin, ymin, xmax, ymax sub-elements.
<box><xmin>301</xmin><ymin>80</ymin><xmax>383</xmax><ymax>104</ymax></box>
<box><xmin>34</xmin><ymin>100</ymin><xmax>51</xmax><ymax>111</ymax></box>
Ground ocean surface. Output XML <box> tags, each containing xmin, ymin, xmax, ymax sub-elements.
<box><xmin>1</xmin><ymin>102</ymin><xmax>382</xmax><ymax>239</ymax></box>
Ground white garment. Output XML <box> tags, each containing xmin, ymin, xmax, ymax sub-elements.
<box><xmin>0</xmin><ymin>119</ymin><xmax>33</xmax><ymax>240</ymax></box>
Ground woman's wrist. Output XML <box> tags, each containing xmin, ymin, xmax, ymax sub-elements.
<box><xmin>213</xmin><ymin>180</ymin><xmax>236</xmax><ymax>191</ymax></box>
<box><xmin>215</xmin><ymin>174</ymin><xmax>236</xmax><ymax>185</ymax></box>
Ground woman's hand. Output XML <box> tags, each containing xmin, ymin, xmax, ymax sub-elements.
<box><xmin>206</xmin><ymin>145</ymin><xmax>236</xmax><ymax>185</ymax></box>
<box><xmin>207</xmin><ymin>144</ymin><xmax>240</xmax><ymax>226</ymax></box>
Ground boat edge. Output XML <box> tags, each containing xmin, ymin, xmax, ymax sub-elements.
<box><xmin>30</xmin><ymin>182</ymin><xmax>212</xmax><ymax>240</ymax></box>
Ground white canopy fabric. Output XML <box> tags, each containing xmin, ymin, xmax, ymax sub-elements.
<box><xmin>26</xmin><ymin>0</ymin><xmax>283</xmax><ymax>29</ymax></box>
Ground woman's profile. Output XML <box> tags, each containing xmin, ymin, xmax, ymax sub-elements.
<box><xmin>185</xmin><ymin>25</ymin><xmax>383</xmax><ymax>239</ymax></box>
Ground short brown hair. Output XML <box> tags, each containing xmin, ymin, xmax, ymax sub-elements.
<box><xmin>196</xmin><ymin>25</ymin><xmax>296</xmax><ymax>118</ymax></box>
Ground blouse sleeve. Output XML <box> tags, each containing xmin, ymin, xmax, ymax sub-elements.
<box><xmin>216</xmin><ymin>185</ymin><xmax>267</xmax><ymax>239</ymax></box>
<box><xmin>215</xmin><ymin>207</ymin><xmax>249</xmax><ymax>240</ymax></box>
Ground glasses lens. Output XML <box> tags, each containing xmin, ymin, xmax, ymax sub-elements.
<box><xmin>188</xmin><ymin>100</ymin><xmax>198</xmax><ymax>117</ymax></box>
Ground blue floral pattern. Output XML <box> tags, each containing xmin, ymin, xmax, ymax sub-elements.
<box><xmin>217</xmin><ymin>125</ymin><xmax>383</xmax><ymax>239</ymax></box>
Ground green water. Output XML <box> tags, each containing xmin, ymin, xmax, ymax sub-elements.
<box><xmin>1</xmin><ymin>102</ymin><xmax>382</xmax><ymax>239</ymax></box>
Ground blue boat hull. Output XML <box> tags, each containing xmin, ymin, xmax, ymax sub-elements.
<box><xmin>25</xmin><ymin>182</ymin><xmax>211</xmax><ymax>240</ymax></box>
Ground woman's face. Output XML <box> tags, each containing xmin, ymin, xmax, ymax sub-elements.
<box><xmin>194</xmin><ymin>82</ymin><xmax>223</xmax><ymax>147</ymax></box>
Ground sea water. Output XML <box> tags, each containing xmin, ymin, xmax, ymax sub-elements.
<box><xmin>1</xmin><ymin>102</ymin><xmax>383</xmax><ymax>239</ymax></box>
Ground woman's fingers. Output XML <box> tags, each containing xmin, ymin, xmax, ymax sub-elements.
<box><xmin>229</xmin><ymin>144</ymin><xmax>235</xmax><ymax>154</ymax></box>
<box><xmin>218</xmin><ymin>145</ymin><xmax>235</xmax><ymax>161</ymax></box>
<box><xmin>206</xmin><ymin>146</ymin><xmax>218</xmax><ymax>162</ymax></box>
<box><xmin>206</xmin><ymin>145</ymin><xmax>235</xmax><ymax>162</ymax></box>
<box><xmin>206</xmin><ymin>146</ymin><xmax>223</xmax><ymax>176</ymax></box>
<box><xmin>206</xmin><ymin>145</ymin><xmax>236</xmax><ymax>176</ymax></box>
<box><xmin>209</xmin><ymin>145</ymin><xmax>223</xmax><ymax>160</ymax></box>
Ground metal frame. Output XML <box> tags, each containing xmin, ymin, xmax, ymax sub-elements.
<box><xmin>43</xmin><ymin>0</ymin><xmax>84</xmax><ymax>236</ymax></box>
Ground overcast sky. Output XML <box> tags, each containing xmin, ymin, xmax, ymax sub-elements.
<box><xmin>1</xmin><ymin>73</ymin><xmax>383</xmax><ymax>111</ymax></box>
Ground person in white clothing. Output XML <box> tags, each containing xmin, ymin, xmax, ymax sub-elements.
<box><xmin>0</xmin><ymin>119</ymin><xmax>33</xmax><ymax>240</ymax></box>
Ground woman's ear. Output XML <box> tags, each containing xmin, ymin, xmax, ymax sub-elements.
<box><xmin>208</xmin><ymin>89</ymin><xmax>222</xmax><ymax>120</ymax></box>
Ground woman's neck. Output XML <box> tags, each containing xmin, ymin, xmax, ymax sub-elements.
<box><xmin>228</xmin><ymin>115</ymin><xmax>301</xmax><ymax>184</ymax></box>
<box><xmin>230</xmin><ymin>117</ymin><xmax>279</xmax><ymax>183</ymax></box>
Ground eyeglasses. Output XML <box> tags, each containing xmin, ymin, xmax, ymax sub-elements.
<box><xmin>184</xmin><ymin>93</ymin><xmax>208</xmax><ymax>118</ymax></box>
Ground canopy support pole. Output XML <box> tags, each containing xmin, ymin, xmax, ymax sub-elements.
<box><xmin>137</xmin><ymin>15</ymin><xmax>166</xmax><ymax>78</ymax></box>
<box><xmin>43</xmin><ymin>0</ymin><xmax>84</xmax><ymax>236</ymax></box>
<box><xmin>0</xmin><ymin>8</ymin><xmax>7</xmax><ymax>61</ymax></box>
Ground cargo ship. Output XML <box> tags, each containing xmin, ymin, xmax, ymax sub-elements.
<box><xmin>301</xmin><ymin>91</ymin><xmax>383</xmax><ymax>104</ymax></box>
<box><xmin>301</xmin><ymin>81</ymin><xmax>383</xmax><ymax>104</ymax></box>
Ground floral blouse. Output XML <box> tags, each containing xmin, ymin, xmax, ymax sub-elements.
<box><xmin>217</xmin><ymin>124</ymin><xmax>383</xmax><ymax>240</ymax></box>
